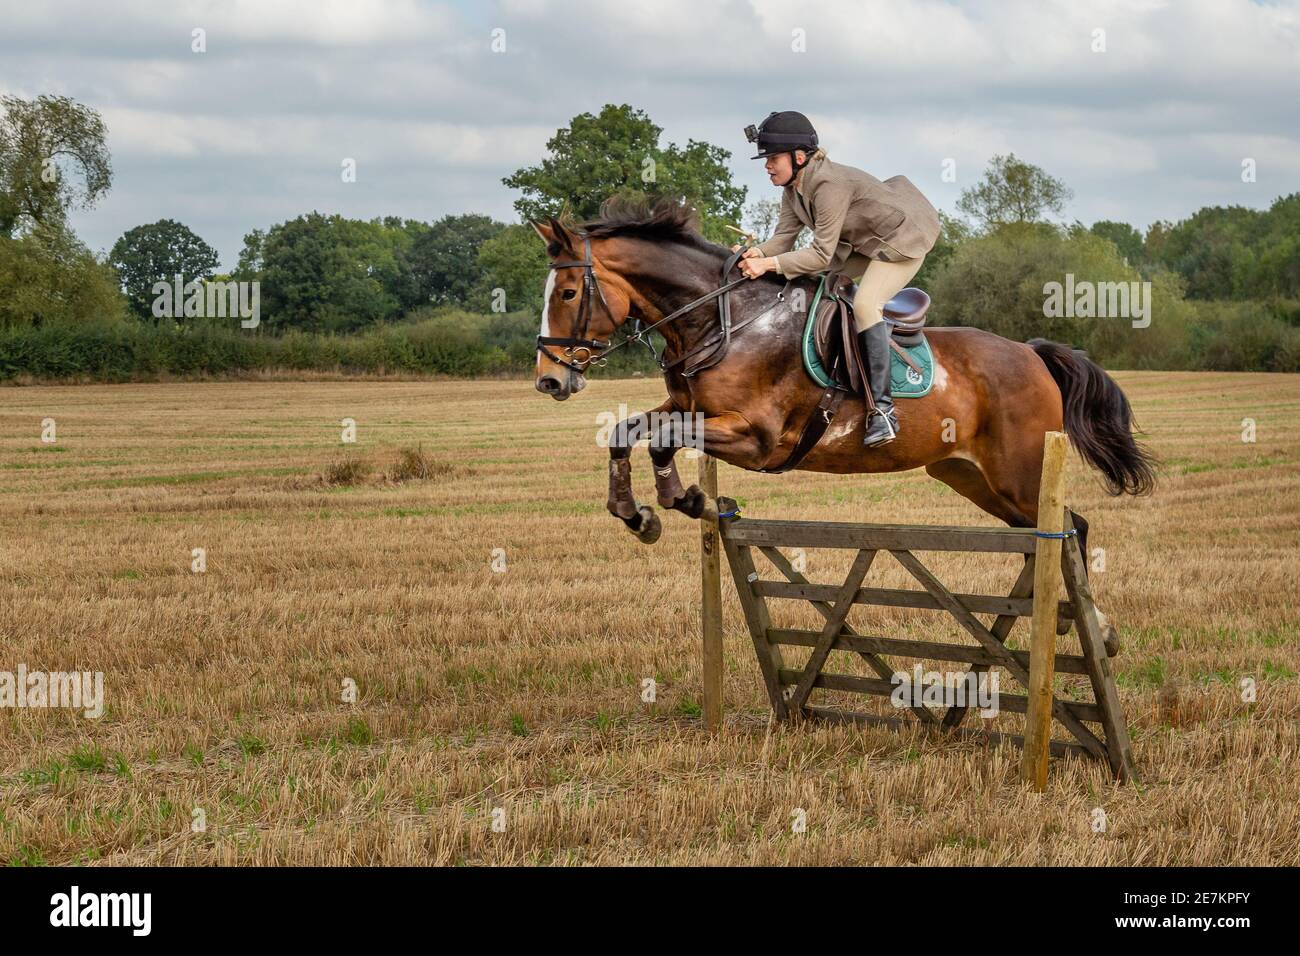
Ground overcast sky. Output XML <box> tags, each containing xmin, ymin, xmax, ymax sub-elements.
<box><xmin>3</xmin><ymin>0</ymin><xmax>1299</xmax><ymax>269</ymax></box>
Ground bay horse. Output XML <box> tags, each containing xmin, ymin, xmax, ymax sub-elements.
<box><xmin>532</xmin><ymin>200</ymin><xmax>1155</xmax><ymax>601</ymax></box>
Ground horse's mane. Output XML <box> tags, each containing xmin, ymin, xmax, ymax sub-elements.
<box><xmin>578</xmin><ymin>196</ymin><xmax>724</xmax><ymax>256</ymax></box>
<box><xmin>576</xmin><ymin>196</ymin><xmax>789</xmax><ymax>292</ymax></box>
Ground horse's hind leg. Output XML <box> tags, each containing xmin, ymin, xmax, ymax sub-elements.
<box><xmin>1069</xmin><ymin>508</ymin><xmax>1090</xmax><ymax>572</ymax></box>
<box><xmin>972</xmin><ymin>451</ymin><xmax>1123</xmax><ymax>657</ymax></box>
<box><xmin>925</xmin><ymin>458</ymin><xmax>1033</xmax><ymax>528</ymax></box>
<box><xmin>928</xmin><ymin>457</ymin><xmax>1085</xmax><ymax>635</ymax></box>
<box><xmin>1065</xmin><ymin>509</ymin><xmax>1122</xmax><ymax>656</ymax></box>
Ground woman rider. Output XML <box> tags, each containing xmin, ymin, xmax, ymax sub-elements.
<box><xmin>736</xmin><ymin>111</ymin><xmax>941</xmax><ymax>447</ymax></box>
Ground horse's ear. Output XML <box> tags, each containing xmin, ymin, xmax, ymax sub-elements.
<box><xmin>534</xmin><ymin>216</ymin><xmax>577</xmax><ymax>258</ymax></box>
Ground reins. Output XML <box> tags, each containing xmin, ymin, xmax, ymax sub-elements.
<box><xmin>538</xmin><ymin>235</ymin><xmax>755</xmax><ymax>376</ymax></box>
<box><xmin>538</xmin><ymin>232</ymin><xmax>860</xmax><ymax>475</ymax></box>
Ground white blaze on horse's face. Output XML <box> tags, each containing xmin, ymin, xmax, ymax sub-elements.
<box><xmin>539</xmin><ymin>268</ymin><xmax>555</xmax><ymax>338</ymax></box>
<box><xmin>535</xmin><ymin>267</ymin><xmax>586</xmax><ymax>400</ymax></box>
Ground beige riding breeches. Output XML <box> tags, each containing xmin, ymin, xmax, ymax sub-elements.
<box><xmin>848</xmin><ymin>255</ymin><xmax>925</xmax><ymax>332</ymax></box>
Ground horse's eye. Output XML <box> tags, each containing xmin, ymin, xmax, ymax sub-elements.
<box><xmin>562</xmin><ymin>289</ymin><xmax>577</xmax><ymax>300</ymax></box>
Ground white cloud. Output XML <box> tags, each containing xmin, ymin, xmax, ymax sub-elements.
<box><xmin>0</xmin><ymin>0</ymin><xmax>1287</xmax><ymax>267</ymax></box>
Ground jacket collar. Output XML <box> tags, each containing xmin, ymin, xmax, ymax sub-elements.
<box><xmin>791</xmin><ymin>153</ymin><xmax>824</xmax><ymax>196</ymax></box>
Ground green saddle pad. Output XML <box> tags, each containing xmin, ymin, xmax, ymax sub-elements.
<box><xmin>802</xmin><ymin>277</ymin><xmax>934</xmax><ymax>398</ymax></box>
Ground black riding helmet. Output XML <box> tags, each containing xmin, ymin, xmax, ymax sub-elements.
<box><xmin>745</xmin><ymin>111</ymin><xmax>818</xmax><ymax>186</ymax></box>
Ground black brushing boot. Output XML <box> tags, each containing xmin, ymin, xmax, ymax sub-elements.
<box><xmin>857</xmin><ymin>323</ymin><xmax>899</xmax><ymax>446</ymax></box>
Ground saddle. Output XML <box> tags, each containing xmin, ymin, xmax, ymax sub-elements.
<box><xmin>810</xmin><ymin>274</ymin><xmax>930</xmax><ymax>394</ymax></box>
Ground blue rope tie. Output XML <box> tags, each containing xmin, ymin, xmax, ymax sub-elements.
<box><xmin>717</xmin><ymin>507</ymin><xmax>741</xmax><ymax>520</ymax></box>
<box><xmin>1034</xmin><ymin>528</ymin><xmax>1078</xmax><ymax>539</ymax></box>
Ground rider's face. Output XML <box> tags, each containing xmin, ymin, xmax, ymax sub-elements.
<box><xmin>764</xmin><ymin>151</ymin><xmax>803</xmax><ymax>186</ymax></box>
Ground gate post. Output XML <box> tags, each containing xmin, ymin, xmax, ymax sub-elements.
<box><xmin>699</xmin><ymin>454</ymin><xmax>723</xmax><ymax>734</ymax></box>
<box><xmin>1021</xmin><ymin>430</ymin><xmax>1070</xmax><ymax>790</ymax></box>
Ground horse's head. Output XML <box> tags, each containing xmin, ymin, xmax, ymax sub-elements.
<box><xmin>532</xmin><ymin>217</ymin><xmax>633</xmax><ymax>400</ymax></box>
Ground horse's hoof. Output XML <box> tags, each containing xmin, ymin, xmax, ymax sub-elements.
<box><xmin>676</xmin><ymin>485</ymin><xmax>706</xmax><ymax>519</ymax></box>
<box><xmin>633</xmin><ymin>506</ymin><xmax>661</xmax><ymax>545</ymax></box>
<box><xmin>1096</xmin><ymin>609</ymin><xmax>1121</xmax><ymax>656</ymax></box>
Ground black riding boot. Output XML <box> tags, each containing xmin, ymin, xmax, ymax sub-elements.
<box><xmin>857</xmin><ymin>323</ymin><xmax>898</xmax><ymax>447</ymax></box>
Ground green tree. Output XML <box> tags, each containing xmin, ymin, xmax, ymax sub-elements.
<box><xmin>1244</xmin><ymin>194</ymin><xmax>1300</xmax><ymax>298</ymax></box>
<box><xmin>0</xmin><ymin>94</ymin><xmax>112</xmax><ymax>237</ymax></box>
<box><xmin>257</xmin><ymin>213</ymin><xmax>402</xmax><ymax>332</ymax></box>
<box><xmin>408</xmin><ymin>214</ymin><xmax>505</xmax><ymax>307</ymax></box>
<box><xmin>503</xmin><ymin>104</ymin><xmax>745</xmax><ymax>243</ymax></box>
<box><xmin>1244</xmin><ymin>233</ymin><xmax>1300</xmax><ymax>299</ymax></box>
<box><xmin>1142</xmin><ymin>195</ymin><xmax>1300</xmax><ymax>300</ymax></box>
<box><xmin>473</xmin><ymin>223</ymin><xmax>550</xmax><ymax>314</ymax></box>
<box><xmin>0</xmin><ymin>223</ymin><xmax>126</xmax><ymax>327</ymax></box>
<box><xmin>957</xmin><ymin>153</ymin><xmax>1072</xmax><ymax>230</ymax></box>
<box><xmin>1147</xmin><ymin>204</ymin><xmax>1262</xmax><ymax>299</ymax></box>
<box><xmin>234</xmin><ymin>228</ymin><xmax>266</xmax><ymax>279</ymax></box>
<box><xmin>368</xmin><ymin>216</ymin><xmax>425</xmax><ymax>314</ymax></box>
<box><xmin>1089</xmin><ymin>220</ymin><xmax>1145</xmax><ymax>266</ymax></box>
<box><xmin>928</xmin><ymin>221</ymin><xmax>1193</xmax><ymax>369</ymax></box>
<box><xmin>1143</xmin><ymin>220</ymin><xmax>1173</xmax><ymax>264</ymax></box>
<box><xmin>109</xmin><ymin>219</ymin><xmax>221</xmax><ymax>319</ymax></box>
<box><xmin>744</xmin><ymin>197</ymin><xmax>783</xmax><ymax>243</ymax></box>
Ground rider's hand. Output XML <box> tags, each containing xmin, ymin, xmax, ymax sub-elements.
<box><xmin>741</xmin><ymin>246</ymin><xmax>762</xmax><ymax>259</ymax></box>
<box><xmin>739</xmin><ymin>255</ymin><xmax>774</xmax><ymax>279</ymax></box>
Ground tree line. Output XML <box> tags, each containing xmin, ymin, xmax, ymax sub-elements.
<box><xmin>1</xmin><ymin>98</ymin><xmax>1296</xmax><ymax>379</ymax></box>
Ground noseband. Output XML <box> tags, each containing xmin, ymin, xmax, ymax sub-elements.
<box><xmin>537</xmin><ymin>233</ymin><xmax>751</xmax><ymax>376</ymax></box>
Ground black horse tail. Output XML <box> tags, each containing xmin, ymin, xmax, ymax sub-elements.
<box><xmin>1028</xmin><ymin>339</ymin><xmax>1157</xmax><ymax>496</ymax></box>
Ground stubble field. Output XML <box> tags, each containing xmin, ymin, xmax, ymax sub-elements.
<box><xmin>1</xmin><ymin>371</ymin><xmax>1298</xmax><ymax>865</ymax></box>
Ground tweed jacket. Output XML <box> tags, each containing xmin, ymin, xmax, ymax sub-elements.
<box><xmin>754</xmin><ymin>155</ymin><xmax>940</xmax><ymax>277</ymax></box>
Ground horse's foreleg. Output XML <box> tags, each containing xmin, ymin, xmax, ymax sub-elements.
<box><xmin>609</xmin><ymin>408</ymin><xmax>760</xmax><ymax>543</ymax></box>
<box><xmin>653</xmin><ymin>408</ymin><xmax>764</xmax><ymax>512</ymax></box>
<box><xmin>606</xmin><ymin>404</ymin><xmax>670</xmax><ymax>544</ymax></box>
<box><xmin>649</xmin><ymin>412</ymin><xmax>708</xmax><ymax>519</ymax></box>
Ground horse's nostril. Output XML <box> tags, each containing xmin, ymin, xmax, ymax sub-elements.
<box><xmin>536</xmin><ymin>377</ymin><xmax>561</xmax><ymax>393</ymax></box>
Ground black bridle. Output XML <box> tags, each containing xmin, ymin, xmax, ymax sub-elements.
<box><xmin>537</xmin><ymin>235</ymin><xmax>614</xmax><ymax>373</ymax></box>
<box><xmin>537</xmin><ymin>233</ymin><xmax>750</xmax><ymax>375</ymax></box>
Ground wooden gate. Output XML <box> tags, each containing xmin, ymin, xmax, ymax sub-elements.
<box><xmin>697</xmin><ymin>432</ymin><xmax>1137</xmax><ymax>786</ymax></box>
